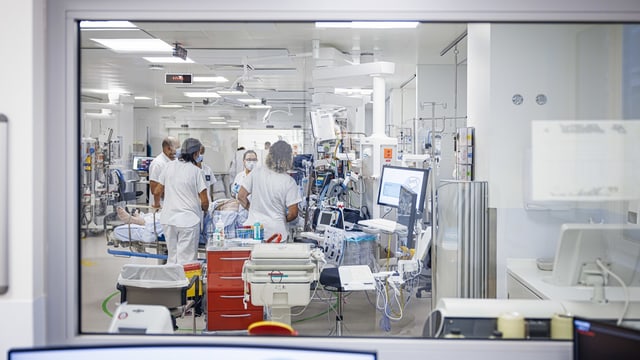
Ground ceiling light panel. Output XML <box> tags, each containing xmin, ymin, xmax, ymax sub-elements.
<box><xmin>237</xmin><ymin>98</ymin><xmax>262</xmax><ymax>104</ymax></box>
<box><xmin>209</xmin><ymin>121</ymin><xmax>227</xmax><ymax>125</ymax></box>
<box><xmin>80</xmin><ymin>21</ymin><xmax>137</xmax><ymax>29</ymax></box>
<box><xmin>143</xmin><ymin>57</ymin><xmax>195</xmax><ymax>63</ymax></box>
<box><xmin>192</xmin><ymin>76</ymin><xmax>229</xmax><ymax>83</ymax></box>
<box><xmin>91</xmin><ymin>38</ymin><xmax>173</xmax><ymax>52</ymax></box>
<box><xmin>315</xmin><ymin>21</ymin><xmax>419</xmax><ymax>29</ymax></box>
<box><xmin>184</xmin><ymin>92</ymin><xmax>221</xmax><ymax>98</ymax></box>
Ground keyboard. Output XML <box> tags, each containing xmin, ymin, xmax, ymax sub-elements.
<box><xmin>338</xmin><ymin>265</ymin><xmax>375</xmax><ymax>291</ymax></box>
<box><xmin>358</xmin><ymin>218</ymin><xmax>399</xmax><ymax>232</ymax></box>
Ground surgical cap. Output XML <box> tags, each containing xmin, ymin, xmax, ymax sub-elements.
<box><xmin>181</xmin><ymin>138</ymin><xmax>202</xmax><ymax>155</ymax></box>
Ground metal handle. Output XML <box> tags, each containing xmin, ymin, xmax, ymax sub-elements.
<box><xmin>0</xmin><ymin>114</ymin><xmax>8</xmax><ymax>294</ymax></box>
<box><xmin>220</xmin><ymin>295</ymin><xmax>244</xmax><ymax>299</ymax></box>
<box><xmin>219</xmin><ymin>276</ymin><xmax>242</xmax><ymax>280</ymax></box>
<box><xmin>219</xmin><ymin>314</ymin><xmax>251</xmax><ymax>318</ymax></box>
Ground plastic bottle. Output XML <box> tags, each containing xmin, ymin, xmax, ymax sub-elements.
<box><xmin>215</xmin><ymin>215</ymin><xmax>225</xmax><ymax>241</ymax></box>
<box><xmin>253</xmin><ymin>222</ymin><xmax>261</xmax><ymax>240</ymax></box>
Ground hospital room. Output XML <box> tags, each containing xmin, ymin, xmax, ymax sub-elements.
<box><xmin>2</xmin><ymin>1</ymin><xmax>640</xmax><ymax>359</ymax></box>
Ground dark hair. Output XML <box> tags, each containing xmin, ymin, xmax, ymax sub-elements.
<box><xmin>243</xmin><ymin>150</ymin><xmax>257</xmax><ymax>161</ymax></box>
<box><xmin>265</xmin><ymin>140</ymin><xmax>292</xmax><ymax>173</ymax></box>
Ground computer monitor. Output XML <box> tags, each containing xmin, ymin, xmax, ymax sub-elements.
<box><xmin>9</xmin><ymin>344</ymin><xmax>377</xmax><ymax>360</ymax></box>
<box><xmin>377</xmin><ymin>165</ymin><xmax>429</xmax><ymax>213</ymax></box>
<box><xmin>397</xmin><ymin>185</ymin><xmax>418</xmax><ymax>248</ymax></box>
<box><xmin>573</xmin><ymin>316</ymin><xmax>640</xmax><ymax>360</ymax></box>
<box><xmin>132</xmin><ymin>156</ymin><xmax>154</xmax><ymax>172</ymax></box>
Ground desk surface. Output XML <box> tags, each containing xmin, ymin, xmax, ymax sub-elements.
<box><xmin>507</xmin><ymin>258</ymin><xmax>640</xmax><ymax>301</ymax></box>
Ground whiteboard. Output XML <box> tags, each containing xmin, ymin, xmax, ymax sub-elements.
<box><xmin>531</xmin><ymin>120</ymin><xmax>640</xmax><ymax>201</ymax></box>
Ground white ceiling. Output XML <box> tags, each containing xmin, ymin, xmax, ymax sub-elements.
<box><xmin>80</xmin><ymin>21</ymin><xmax>467</xmax><ymax>127</ymax></box>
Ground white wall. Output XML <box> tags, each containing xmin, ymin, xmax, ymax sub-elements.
<box><xmin>468</xmin><ymin>24</ymin><xmax>629</xmax><ymax>297</ymax></box>
<box><xmin>0</xmin><ymin>0</ymin><xmax>47</xmax><ymax>355</ymax></box>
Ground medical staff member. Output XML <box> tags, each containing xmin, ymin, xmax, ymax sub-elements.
<box><xmin>154</xmin><ymin>138</ymin><xmax>209</xmax><ymax>264</ymax></box>
<box><xmin>238</xmin><ymin>140</ymin><xmax>301</xmax><ymax>242</ymax></box>
<box><xmin>149</xmin><ymin>136</ymin><xmax>180</xmax><ymax>207</ymax></box>
<box><xmin>230</xmin><ymin>150</ymin><xmax>258</xmax><ymax>199</ymax></box>
<box><xmin>197</xmin><ymin>144</ymin><xmax>216</xmax><ymax>200</ymax></box>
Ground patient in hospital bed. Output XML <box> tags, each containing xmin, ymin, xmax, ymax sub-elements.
<box><xmin>111</xmin><ymin>200</ymin><xmax>248</xmax><ymax>245</ymax></box>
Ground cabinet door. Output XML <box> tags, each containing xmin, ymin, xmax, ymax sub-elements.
<box><xmin>207</xmin><ymin>250</ymin><xmax>250</xmax><ymax>274</ymax></box>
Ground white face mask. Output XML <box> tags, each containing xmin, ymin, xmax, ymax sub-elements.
<box><xmin>245</xmin><ymin>160</ymin><xmax>257</xmax><ymax>171</ymax></box>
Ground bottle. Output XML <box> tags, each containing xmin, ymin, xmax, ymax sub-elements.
<box><xmin>253</xmin><ymin>222</ymin><xmax>261</xmax><ymax>240</ymax></box>
<box><xmin>215</xmin><ymin>215</ymin><xmax>225</xmax><ymax>241</ymax></box>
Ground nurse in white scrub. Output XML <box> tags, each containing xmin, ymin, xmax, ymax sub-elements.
<box><xmin>238</xmin><ymin>140</ymin><xmax>301</xmax><ymax>242</ymax></box>
<box><xmin>154</xmin><ymin>138</ymin><xmax>209</xmax><ymax>264</ymax></box>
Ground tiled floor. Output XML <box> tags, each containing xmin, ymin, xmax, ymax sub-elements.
<box><xmin>81</xmin><ymin>233</ymin><xmax>432</xmax><ymax>337</ymax></box>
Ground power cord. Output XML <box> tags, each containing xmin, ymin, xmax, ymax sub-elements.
<box><xmin>596</xmin><ymin>258</ymin><xmax>629</xmax><ymax>326</ymax></box>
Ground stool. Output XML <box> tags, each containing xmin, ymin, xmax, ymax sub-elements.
<box><xmin>319</xmin><ymin>267</ymin><xmax>346</xmax><ymax>336</ymax></box>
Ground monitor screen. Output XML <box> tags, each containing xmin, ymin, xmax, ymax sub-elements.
<box><xmin>132</xmin><ymin>156</ymin><xmax>154</xmax><ymax>172</ymax></box>
<box><xmin>573</xmin><ymin>317</ymin><xmax>640</xmax><ymax>360</ymax></box>
<box><xmin>9</xmin><ymin>344</ymin><xmax>377</xmax><ymax>360</ymax></box>
<box><xmin>377</xmin><ymin>165</ymin><xmax>429</xmax><ymax>212</ymax></box>
<box><xmin>397</xmin><ymin>185</ymin><xmax>418</xmax><ymax>248</ymax></box>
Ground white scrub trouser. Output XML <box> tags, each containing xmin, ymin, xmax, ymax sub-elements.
<box><xmin>163</xmin><ymin>223</ymin><xmax>200</xmax><ymax>264</ymax></box>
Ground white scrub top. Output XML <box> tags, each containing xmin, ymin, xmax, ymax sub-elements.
<box><xmin>158</xmin><ymin>160</ymin><xmax>207</xmax><ymax>228</ymax></box>
<box><xmin>242</xmin><ymin>166</ymin><xmax>301</xmax><ymax>240</ymax></box>
<box><xmin>148</xmin><ymin>152</ymin><xmax>172</xmax><ymax>206</ymax></box>
<box><xmin>231</xmin><ymin>170</ymin><xmax>248</xmax><ymax>198</ymax></box>
<box><xmin>201</xmin><ymin>162</ymin><xmax>216</xmax><ymax>189</ymax></box>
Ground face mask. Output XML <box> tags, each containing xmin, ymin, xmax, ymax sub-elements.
<box><xmin>196</xmin><ymin>154</ymin><xmax>204</xmax><ymax>163</ymax></box>
<box><xmin>245</xmin><ymin>160</ymin><xmax>257</xmax><ymax>171</ymax></box>
<box><xmin>174</xmin><ymin>149</ymin><xmax>182</xmax><ymax>159</ymax></box>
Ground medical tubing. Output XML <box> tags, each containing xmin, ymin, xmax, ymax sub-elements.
<box><xmin>596</xmin><ymin>258</ymin><xmax>629</xmax><ymax>325</ymax></box>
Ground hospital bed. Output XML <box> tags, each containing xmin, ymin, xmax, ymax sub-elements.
<box><xmin>106</xmin><ymin>200</ymin><xmax>248</xmax><ymax>260</ymax></box>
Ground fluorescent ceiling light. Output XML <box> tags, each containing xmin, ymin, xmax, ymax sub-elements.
<box><xmin>158</xmin><ymin>104</ymin><xmax>183</xmax><ymax>108</ymax></box>
<box><xmin>248</xmin><ymin>104</ymin><xmax>272</xmax><ymax>109</ymax></box>
<box><xmin>134</xmin><ymin>96</ymin><xmax>152</xmax><ymax>100</ymax></box>
<box><xmin>217</xmin><ymin>90</ymin><xmax>248</xmax><ymax>95</ymax></box>
<box><xmin>80</xmin><ymin>21</ymin><xmax>137</xmax><ymax>29</ymax></box>
<box><xmin>334</xmin><ymin>88</ymin><xmax>374</xmax><ymax>95</ymax></box>
<box><xmin>237</xmin><ymin>98</ymin><xmax>262</xmax><ymax>104</ymax></box>
<box><xmin>91</xmin><ymin>38</ymin><xmax>173</xmax><ymax>52</ymax></box>
<box><xmin>143</xmin><ymin>56</ymin><xmax>195</xmax><ymax>64</ymax></box>
<box><xmin>207</xmin><ymin>116</ymin><xmax>225</xmax><ymax>120</ymax></box>
<box><xmin>184</xmin><ymin>92</ymin><xmax>221</xmax><ymax>98</ymax></box>
<box><xmin>315</xmin><ymin>21</ymin><xmax>418</xmax><ymax>29</ymax></box>
<box><xmin>82</xmin><ymin>88</ymin><xmax>129</xmax><ymax>95</ymax></box>
<box><xmin>226</xmin><ymin>120</ymin><xmax>240</xmax><ymax>123</ymax></box>
<box><xmin>209</xmin><ymin>121</ymin><xmax>227</xmax><ymax>125</ymax></box>
<box><xmin>228</xmin><ymin>125</ymin><xmax>241</xmax><ymax>128</ymax></box>
<box><xmin>193</xmin><ymin>76</ymin><xmax>229</xmax><ymax>83</ymax></box>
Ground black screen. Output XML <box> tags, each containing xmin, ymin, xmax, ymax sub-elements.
<box><xmin>573</xmin><ymin>317</ymin><xmax>640</xmax><ymax>360</ymax></box>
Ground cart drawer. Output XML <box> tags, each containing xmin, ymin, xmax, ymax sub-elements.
<box><xmin>207</xmin><ymin>273</ymin><xmax>244</xmax><ymax>291</ymax></box>
<box><xmin>207</xmin><ymin>250</ymin><xmax>251</xmax><ymax>274</ymax></box>
<box><xmin>207</xmin><ymin>310</ymin><xmax>263</xmax><ymax>331</ymax></box>
<box><xmin>207</xmin><ymin>290</ymin><xmax>262</xmax><ymax>311</ymax></box>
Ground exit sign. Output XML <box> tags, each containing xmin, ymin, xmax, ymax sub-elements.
<box><xmin>165</xmin><ymin>73</ymin><xmax>192</xmax><ymax>84</ymax></box>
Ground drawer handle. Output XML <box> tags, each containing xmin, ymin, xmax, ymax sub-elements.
<box><xmin>219</xmin><ymin>276</ymin><xmax>242</xmax><ymax>280</ymax></box>
<box><xmin>220</xmin><ymin>314</ymin><xmax>252</xmax><ymax>318</ymax></box>
<box><xmin>219</xmin><ymin>257</ymin><xmax>250</xmax><ymax>261</ymax></box>
<box><xmin>220</xmin><ymin>295</ymin><xmax>244</xmax><ymax>299</ymax></box>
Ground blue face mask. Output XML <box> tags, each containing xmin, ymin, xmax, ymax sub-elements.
<box><xmin>175</xmin><ymin>149</ymin><xmax>182</xmax><ymax>159</ymax></box>
<box><xmin>196</xmin><ymin>154</ymin><xmax>204</xmax><ymax>163</ymax></box>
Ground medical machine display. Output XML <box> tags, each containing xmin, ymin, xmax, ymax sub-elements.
<box><xmin>377</xmin><ymin>165</ymin><xmax>429</xmax><ymax>212</ymax></box>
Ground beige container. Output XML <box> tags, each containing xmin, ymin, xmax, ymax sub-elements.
<box><xmin>550</xmin><ymin>313</ymin><xmax>573</xmax><ymax>340</ymax></box>
<box><xmin>497</xmin><ymin>312</ymin><xmax>526</xmax><ymax>339</ymax></box>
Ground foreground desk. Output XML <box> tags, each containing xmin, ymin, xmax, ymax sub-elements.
<box><xmin>507</xmin><ymin>258</ymin><xmax>640</xmax><ymax>301</ymax></box>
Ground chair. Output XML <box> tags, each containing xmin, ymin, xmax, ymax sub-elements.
<box><xmin>319</xmin><ymin>267</ymin><xmax>347</xmax><ymax>336</ymax></box>
<box><xmin>247</xmin><ymin>320</ymin><xmax>298</xmax><ymax>336</ymax></box>
<box><xmin>116</xmin><ymin>263</ymin><xmax>200</xmax><ymax>332</ymax></box>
